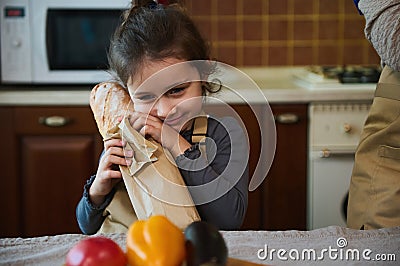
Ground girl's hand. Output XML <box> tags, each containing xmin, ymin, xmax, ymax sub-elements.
<box><xmin>129</xmin><ymin>112</ymin><xmax>191</xmax><ymax>157</ymax></box>
<box><xmin>89</xmin><ymin>138</ymin><xmax>133</xmax><ymax>206</ymax></box>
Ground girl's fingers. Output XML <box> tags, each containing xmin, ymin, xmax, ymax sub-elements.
<box><xmin>137</xmin><ymin>117</ymin><xmax>162</xmax><ymax>135</ymax></box>
<box><xmin>140</xmin><ymin>125</ymin><xmax>161</xmax><ymax>143</ymax></box>
<box><xmin>108</xmin><ymin>154</ymin><xmax>132</xmax><ymax>166</ymax></box>
<box><xmin>104</xmin><ymin>138</ymin><xmax>123</xmax><ymax>150</ymax></box>
<box><xmin>130</xmin><ymin>112</ymin><xmax>160</xmax><ymax>130</ymax></box>
<box><xmin>100</xmin><ymin>152</ymin><xmax>132</xmax><ymax>171</ymax></box>
<box><xmin>130</xmin><ymin>115</ymin><xmax>155</xmax><ymax>131</ymax></box>
<box><xmin>132</xmin><ymin>111</ymin><xmax>159</xmax><ymax>122</ymax></box>
<box><xmin>139</xmin><ymin>125</ymin><xmax>147</xmax><ymax>138</ymax></box>
<box><xmin>104</xmin><ymin>170</ymin><xmax>123</xmax><ymax>179</ymax></box>
<box><xmin>124</xmin><ymin>146</ymin><xmax>134</xmax><ymax>158</ymax></box>
<box><xmin>97</xmin><ymin>169</ymin><xmax>122</xmax><ymax>181</ymax></box>
<box><xmin>106</xmin><ymin>146</ymin><xmax>125</xmax><ymax>157</ymax></box>
<box><xmin>140</xmin><ymin>127</ymin><xmax>156</xmax><ymax>141</ymax></box>
<box><xmin>104</xmin><ymin>140</ymin><xmax>133</xmax><ymax>158</ymax></box>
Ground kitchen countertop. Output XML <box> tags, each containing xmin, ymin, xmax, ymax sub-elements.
<box><xmin>0</xmin><ymin>67</ymin><xmax>376</xmax><ymax>106</ymax></box>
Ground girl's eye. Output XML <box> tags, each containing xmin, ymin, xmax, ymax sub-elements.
<box><xmin>168</xmin><ymin>85</ymin><xmax>188</xmax><ymax>95</ymax></box>
<box><xmin>136</xmin><ymin>94</ymin><xmax>156</xmax><ymax>101</ymax></box>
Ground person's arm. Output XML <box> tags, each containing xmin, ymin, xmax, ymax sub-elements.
<box><xmin>358</xmin><ymin>0</ymin><xmax>400</xmax><ymax>71</ymax></box>
<box><xmin>76</xmin><ymin>175</ymin><xmax>116</xmax><ymax>234</ymax></box>
<box><xmin>76</xmin><ymin>138</ymin><xmax>130</xmax><ymax>235</ymax></box>
<box><xmin>176</xmin><ymin>117</ymin><xmax>249</xmax><ymax>230</ymax></box>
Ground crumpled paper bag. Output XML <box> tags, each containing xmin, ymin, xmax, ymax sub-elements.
<box><xmin>105</xmin><ymin>117</ymin><xmax>201</xmax><ymax>229</ymax></box>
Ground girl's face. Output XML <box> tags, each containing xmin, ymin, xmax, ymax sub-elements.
<box><xmin>127</xmin><ymin>58</ymin><xmax>203</xmax><ymax>132</ymax></box>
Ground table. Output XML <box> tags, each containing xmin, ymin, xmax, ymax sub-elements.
<box><xmin>1</xmin><ymin>226</ymin><xmax>399</xmax><ymax>265</ymax></box>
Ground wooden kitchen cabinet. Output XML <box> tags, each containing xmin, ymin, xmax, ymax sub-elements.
<box><xmin>0</xmin><ymin>102</ymin><xmax>307</xmax><ymax>236</ymax></box>
<box><xmin>0</xmin><ymin>107</ymin><xmax>103</xmax><ymax>237</ymax></box>
<box><xmin>263</xmin><ymin>104</ymin><xmax>308</xmax><ymax>230</ymax></box>
<box><xmin>0</xmin><ymin>107</ymin><xmax>19</xmax><ymax>237</ymax></box>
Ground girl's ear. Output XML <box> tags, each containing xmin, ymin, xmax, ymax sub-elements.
<box><xmin>201</xmin><ymin>82</ymin><xmax>210</xmax><ymax>96</ymax></box>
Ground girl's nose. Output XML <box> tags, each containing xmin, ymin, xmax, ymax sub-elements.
<box><xmin>152</xmin><ymin>97</ymin><xmax>176</xmax><ymax>120</ymax></box>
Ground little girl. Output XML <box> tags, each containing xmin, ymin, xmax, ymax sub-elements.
<box><xmin>76</xmin><ymin>0</ymin><xmax>249</xmax><ymax>234</ymax></box>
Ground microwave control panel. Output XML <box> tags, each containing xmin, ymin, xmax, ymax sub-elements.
<box><xmin>0</xmin><ymin>0</ymin><xmax>33</xmax><ymax>83</ymax></box>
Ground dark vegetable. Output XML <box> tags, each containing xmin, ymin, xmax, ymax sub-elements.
<box><xmin>184</xmin><ymin>221</ymin><xmax>228</xmax><ymax>266</ymax></box>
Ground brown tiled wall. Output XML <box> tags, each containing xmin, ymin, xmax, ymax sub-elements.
<box><xmin>185</xmin><ymin>0</ymin><xmax>380</xmax><ymax>67</ymax></box>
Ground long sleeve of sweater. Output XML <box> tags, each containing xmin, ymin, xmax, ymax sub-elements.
<box><xmin>358</xmin><ymin>0</ymin><xmax>400</xmax><ymax>71</ymax></box>
<box><xmin>76</xmin><ymin>175</ymin><xmax>116</xmax><ymax>235</ymax></box>
<box><xmin>176</xmin><ymin>116</ymin><xmax>249</xmax><ymax>230</ymax></box>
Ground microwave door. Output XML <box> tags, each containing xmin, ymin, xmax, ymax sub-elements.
<box><xmin>46</xmin><ymin>10</ymin><xmax>121</xmax><ymax>70</ymax></box>
<box><xmin>30</xmin><ymin>0</ymin><xmax>130</xmax><ymax>84</ymax></box>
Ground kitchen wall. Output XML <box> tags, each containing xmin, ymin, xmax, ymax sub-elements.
<box><xmin>185</xmin><ymin>0</ymin><xmax>380</xmax><ymax>66</ymax></box>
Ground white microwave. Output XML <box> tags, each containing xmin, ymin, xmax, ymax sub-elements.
<box><xmin>0</xmin><ymin>0</ymin><xmax>130</xmax><ymax>84</ymax></box>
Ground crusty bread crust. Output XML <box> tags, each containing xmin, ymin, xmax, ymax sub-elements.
<box><xmin>90</xmin><ymin>82</ymin><xmax>134</xmax><ymax>138</ymax></box>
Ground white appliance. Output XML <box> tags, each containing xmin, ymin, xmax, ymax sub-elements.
<box><xmin>0</xmin><ymin>0</ymin><xmax>130</xmax><ymax>84</ymax></box>
<box><xmin>308</xmin><ymin>102</ymin><xmax>371</xmax><ymax>229</ymax></box>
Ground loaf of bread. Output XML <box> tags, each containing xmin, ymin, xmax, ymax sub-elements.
<box><xmin>90</xmin><ymin>82</ymin><xmax>134</xmax><ymax>139</ymax></box>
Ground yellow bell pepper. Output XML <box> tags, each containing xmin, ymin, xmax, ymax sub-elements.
<box><xmin>126</xmin><ymin>215</ymin><xmax>186</xmax><ymax>266</ymax></box>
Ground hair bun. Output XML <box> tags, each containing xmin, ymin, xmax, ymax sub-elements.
<box><xmin>131</xmin><ymin>0</ymin><xmax>155</xmax><ymax>8</ymax></box>
<box><xmin>158</xmin><ymin>0</ymin><xmax>169</xmax><ymax>5</ymax></box>
<box><xmin>131</xmin><ymin>0</ymin><xmax>184</xmax><ymax>8</ymax></box>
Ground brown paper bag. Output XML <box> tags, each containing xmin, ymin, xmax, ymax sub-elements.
<box><xmin>97</xmin><ymin>182</ymin><xmax>137</xmax><ymax>233</ymax></box>
<box><xmin>90</xmin><ymin>82</ymin><xmax>200</xmax><ymax>232</ymax></box>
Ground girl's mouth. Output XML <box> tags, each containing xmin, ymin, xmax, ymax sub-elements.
<box><xmin>164</xmin><ymin>115</ymin><xmax>184</xmax><ymax>126</ymax></box>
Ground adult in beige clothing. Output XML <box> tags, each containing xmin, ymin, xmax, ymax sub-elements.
<box><xmin>347</xmin><ymin>0</ymin><xmax>400</xmax><ymax>230</ymax></box>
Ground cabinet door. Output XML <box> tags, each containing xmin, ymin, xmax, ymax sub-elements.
<box><xmin>231</xmin><ymin>105</ymin><xmax>263</xmax><ymax>230</ymax></box>
<box><xmin>263</xmin><ymin>104</ymin><xmax>307</xmax><ymax>230</ymax></box>
<box><xmin>0</xmin><ymin>108</ymin><xmax>20</xmax><ymax>237</ymax></box>
<box><xmin>21</xmin><ymin>136</ymin><xmax>96</xmax><ymax>236</ymax></box>
<box><xmin>15</xmin><ymin>107</ymin><xmax>103</xmax><ymax>237</ymax></box>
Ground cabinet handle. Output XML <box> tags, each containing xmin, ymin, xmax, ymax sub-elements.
<box><xmin>315</xmin><ymin>149</ymin><xmax>356</xmax><ymax>158</ymax></box>
<box><xmin>39</xmin><ymin>116</ymin><xmax>70</xmax><ymax>127</ymax></box>
<box><xmin>275</xmin><ymin>113</ymin><xmax>299</xmax><ymax>124</ymax></box>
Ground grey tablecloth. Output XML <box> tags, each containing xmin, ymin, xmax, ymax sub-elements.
<box><xmin>1</xmin><ymin>226</ymin><xmax>399</xmax><ymax>265</ymax></box>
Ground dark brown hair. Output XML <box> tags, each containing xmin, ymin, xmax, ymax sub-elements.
<box><xmin>108</xmin><ymin>0</ymin><xmax>217</xmax><ymax>93</ymax></box>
